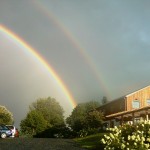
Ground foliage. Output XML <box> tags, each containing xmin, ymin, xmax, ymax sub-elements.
<box><xmin>0</xmin><ymin>105</ymin><xmax>13</xmax><ymax>124</ymax></box>
<box><xmin>86</xmin><ymin>109</ymin><xmax>104</xmax><ymax>129</ymax></box>
<box><xmin>20</xmin><ymin>97</ymin><xmax>65</xmax><ymax>137</ymax></box>
<box><xmin>66</xmin><ymin>101</ymin><xmax>102</xmax><ymax>134</ymax></box>
<box><xmin>34</xmin><ymin>126</ymin><xmax>74</xmax><ymax>138</ymax></box>
<box><xmin>101</xmin><ymin>120</ymin><xmax>150</xmax><ymax>150</ymax></box>
<box><xmin>77</xmin><ymin>128</ymin><xmax>104</xmax><ymax>138</ymax></box>
<box><xmin>29</xmin><ymin>97</ymin><xmax>65</xmax><ymax>127</ymax></box>
<box><xmin>20</xmin><ymin>110</ymin><xmax>47</xmax><ymax>135</ymax></box>
<box><xmin>101</xmin><ymin>96</ymin><xmax>108</xmax><ymax>105</ymax></box>
<box><xmin>78</xmin><ymin>129</ymin><xmax>88</xmax><ymax>137</ymax></box>
<box><xmin>75</xmin><ymin>132</ymin><xmax>105</xmax><ymax>149</ymax></box>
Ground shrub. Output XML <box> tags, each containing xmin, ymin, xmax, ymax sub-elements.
<box><xmin>78</xmin><ymin>129</ymin><xmax>88</xmax><ymax>137</ymax></box>
<box><xmin>77</xmin><ymin>128</ymin><xmax>102</xmax><ymax>138</ymax></box>
<box><xmin>101</xmin><ymin>120</ymin><xmax>150</xmax><ymax>150</ymax></box>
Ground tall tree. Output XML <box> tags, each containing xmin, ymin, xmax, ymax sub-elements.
<box><xmin>66</xmin><ymin>101</ymin><xmax>101</xmax><ymax>132</ymax></box>
<box><xmin>29</xmin><ymin>97</ymin><xmax>65</xmax><ymax>127</ymax></box>
<box><xmin>20</xmin><ymin>97</ymin><xmax>65</xmax><ymax>136</ymax></box>
<box><xmin>20</xmin><ymin>110</ymin><xmax>47</xmax><ymax>135</ymax></box>
<box><xmin>0</xmin><ymin>105</ymin><xmax>13</xmax><ymax>124</ymax></box>
<box><xmin>102</xmin><ymin>96</ymin><xmax>108</xmax><ymax>105</ymax></box>
<box><xmin>86</xmin><ymin>109</ymin><xmax>104</xmax><ymax>128</ymax></box>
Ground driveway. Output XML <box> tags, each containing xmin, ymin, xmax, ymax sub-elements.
<box><xmin>0</xmin><ymin>138</ymin><xmax>86</xmax><ymax>150</ymax></box>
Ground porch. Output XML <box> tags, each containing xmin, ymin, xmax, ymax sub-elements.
<box><xmin>104</xmin><ymin>105</ymin><xmax>150</xmax><ymax>128</ymax></box>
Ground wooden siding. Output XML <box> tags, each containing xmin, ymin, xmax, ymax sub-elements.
<box><xmin>97</xmin><ymin>86</ymin><xmax>150</xmax><ymax>118</ymax></box>
<box><xmin>126</xmin><ymin>86</ymin><xmax>150</xmax><ymax>111</ymax></box>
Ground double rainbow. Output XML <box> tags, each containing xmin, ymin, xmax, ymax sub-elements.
<box><xmin>33</xmin><ymin>0</ymin><xmax>110</xmax><ymax>99</ymax></box>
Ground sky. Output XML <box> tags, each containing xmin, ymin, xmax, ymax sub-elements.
<box><xmin>1</xmin><ymin>0</ymin><xmax>150</xmax><ymax>127</ymax></box>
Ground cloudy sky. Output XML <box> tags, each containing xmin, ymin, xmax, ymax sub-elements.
<box><xmin>1</xmin><ymin>0</ymin><xmax>150</xmax><ymax>127</ymax></box>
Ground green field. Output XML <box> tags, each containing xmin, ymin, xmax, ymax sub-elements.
<box><xmin>74</xmin><ymin>133</ymin><xmax>105</xmax><ymax>150</ymax></box>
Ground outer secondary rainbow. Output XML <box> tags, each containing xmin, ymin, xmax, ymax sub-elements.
<box><xmin>33</xmin><ymin>0</ymin><xmax>111</xmax><ymax>99</ymax></box>
<box><xmin>0</xmin><ymin>24</ymin><xmax>76</xmax><ymax>108</ymax></box>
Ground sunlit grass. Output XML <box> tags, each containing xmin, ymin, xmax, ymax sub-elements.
<box><xmin>74</xmin><ymin>132</ymin><xmax>106</xmax><ymax>150</ymax></box>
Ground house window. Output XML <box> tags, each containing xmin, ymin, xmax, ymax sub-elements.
<box><xmin>132</xmin><ymin>100</ymin><xmax>140</xmax><ymax>109</ymax></box>
<box><xmin>147</xmin><ymin>99</ymin><xmax>150</xmax><ymax>105</ymax></box>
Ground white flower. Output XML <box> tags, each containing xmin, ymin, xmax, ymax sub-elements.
<box><xmin>137</xmin><ymin>130</ymin><xmax>141</xmax><ymax>134</ymax></box>
<box><xmin>145</xmin><ymin>143</ymin><xmax>149</xmax><ymax>149</ymax></box>
<box><xmin>104</xmin><ymin>134</ymin><xmax>107</xmax><ymax>138</ymax></box>
<box><xmin>101</xmin><ymin>138</ymin><xmax>106</xmax><ymax>144</ymax></box>
<box><xmin>134</xmin><ymin>142</ymin><xmax>137</xmax><ymax>146</ymax></box>
<box><xmin>137</xmin><ymin>135</ymin><xmax>140</xmax><ymax>141</ymax></box>
<box><xmin>110</xmin><ymin>133</ymin><xmax>115</xmax><ymax>139</ymax></box>
<box><xmin>141</xmin><ymin>137</ymin><xmax>145</xmax><ymax>141</ymax></box>
<box><xmin>121</xmin><ymin>143</ymin><xmax>126</xmax><ymax>149</ymax></box>
<box><xmin>114</xmin><ymin>126</ymin><xmax>118</xmax><ymax>131</ymax></box>
<box><xmin>135</xmin><ymin>138</ymin><xmax>138</xmax><ymax>142</ymax></box>
<box><xmin>147</xmin><ymin>137</ymin><xmax>150</xmax><ymax>142</ymax></box>
<box><xmin>144</xmin><ymin>120</ymin><xmax>147</xmax><ymax>124</ymax></box>
<box><xmin>128</xmin><ymin>135</ymin><xmax>131</xmax><ymax>140</ymax></box>
<box><xmin>131</xmin><ymin>135</ymin><xmax>135</xmax><ymax>140</ymax></box>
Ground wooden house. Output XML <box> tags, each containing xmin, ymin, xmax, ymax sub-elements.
<box><xmin>97</xmin><ymin>85</ymin><xmax>150</xmax><ymax>127</ymax></box>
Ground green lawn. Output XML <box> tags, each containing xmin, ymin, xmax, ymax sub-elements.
<box><xmin>74</xmin><ymin>132</ymin><xmax>106</xmax><ymax>150</ymax></box>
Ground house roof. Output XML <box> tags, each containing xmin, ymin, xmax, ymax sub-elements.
<box><xmin>97</xmin><ymin>96</ymin><xmax>125</xmax><ymax>109</ymax></box>
<box><xmin>98</xmin><ymin>85</ymin><xmax>150</xmax><ymax>109</ymax></box>
<box><xmin>126</xmin><ymin>85</ymin><xmax>150</xmax><ymax>97</ymax></box>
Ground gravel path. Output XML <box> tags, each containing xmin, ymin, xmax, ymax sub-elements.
<box><xmin>0</xmin><ymin>138</ymin><xmax>86</xmax><ymax>150</ymax></box>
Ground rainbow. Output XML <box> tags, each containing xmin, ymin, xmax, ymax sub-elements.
<box><xmin>33</xmin><ymin>0</ymin><xmax>111</xmax><ymax>99</ymax></box>
<box><xmin>0</xmin><ymin>24</ymin><xmax>77</xmax><ymax>108</ymax></box>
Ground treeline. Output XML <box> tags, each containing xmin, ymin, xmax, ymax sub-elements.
<box><xmin>0</xmin><ymin>96</ymin><xmax>107</xmax><ymax>138</ymax></box>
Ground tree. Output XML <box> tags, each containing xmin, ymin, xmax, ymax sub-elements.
<box><xmin>0</xmin><ymin>105</ymin><xmax>13</xmax><ymax>124</ymax></box>
<box><xmin>29</xmin><ymin>97</ymin><xmax>65</xmax><ymax>127</ymax></box>
<box><xmin>20</xmin><ymin>110</ymin><xmax>47</xmax><ymax>135</ymax></box>
<box><xmin>86</xmin><ymin>109</ymin><xmax>104</xmax><ymax>128</ymax></box>
<box><xmin>20</xmin><ymin>97</ymin><xmax>65</xmax><ymax>136</ymax></box>
<box><xmin>66</xmin><ymin>101</ymin><xmax>101</xmax><ymax>133</ymax></box>
<box><xmin>101</xmin><ymin>96</ymin><xmax>108</xmax><ymax>105</ymax></box>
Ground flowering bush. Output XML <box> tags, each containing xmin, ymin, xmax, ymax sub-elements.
<box><xmin>101</xmin><ymin>120</ymin><xmax>150</xmax><ymax>150</ymax></box>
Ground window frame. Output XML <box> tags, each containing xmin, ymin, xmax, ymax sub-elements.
<box><xmin>146</xmin><ymin>99</ymin><xmax>150</xmax><ymax>106</ymax></box>
<box><xmin>132</xmin><ymin>99</ymin><xmax>140</xmax><ymax>109</ymax></box>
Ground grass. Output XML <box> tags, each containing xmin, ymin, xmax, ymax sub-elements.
<box><xmin>74</xmin><ymin>132</ymin><xmax>106</xmax><ymax>150</ymax></box>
